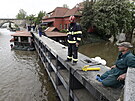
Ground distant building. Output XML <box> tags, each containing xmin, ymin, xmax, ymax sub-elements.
<box><xmin>42</xmin><ymin>2</ymin><xmax>84</xmax><ymax>30</ymax></box>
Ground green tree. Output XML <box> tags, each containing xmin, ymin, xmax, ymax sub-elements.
<box><xmin>80</xmin><ymin>0</ymin><xmax>96</xmax><ymax>38</ymax></box>
<box><xmin>81</xmin><ymin>0</ymin><xmax>135</xmax><ymax>41</ymax></box>
<box><xmin>63</xmin><ymin>4</ymin><xmax>69</xmax><ymax>8</ymax></box>
<box><xmin>26</xmin><ymin>14</ymin><xmax>36</xmax><ymax>25</ymax></box>
<box><xmin>125</xmin><ymin>2</ymin><xmax>135</xmax><ymax>42</ymax></box>
<box><xmin>16</xmin><ymin>9</ymin><xmax>27</xmax><ymax>19</ymax></box>
<box><xmin>35</xmin><ymin>11</ymin><xmax>46</xmax><ymax>24</ymax></box>
<box><xmin>93</xmin><ymin>0</ymin><xmax>135</xmax><ymax>40</ymax></box>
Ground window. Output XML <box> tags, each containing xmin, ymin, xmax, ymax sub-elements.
<box><xmin>67</xmin><ymin>24</ymin><xmax>69</xmax><ymax>29</ymax></box>
<box><xmin>21</xmin><ymin>37</ymin><xmax>28</xmax><ymax>42</ymax></box>
<box><xmin>60</xmin><ymin>24</ymin><xmax>62</xmax><ymax>29</ymax></box>
<box><xmin>64</xmin><ymin>24</ymin><xmax>67</xmax><ymax>29</ymax></box>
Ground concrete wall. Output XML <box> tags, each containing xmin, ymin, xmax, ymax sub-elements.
<box><xmin>124</xmin><ymin>67</ymin><xmax>135</xmax><ymax>101</ymax></box>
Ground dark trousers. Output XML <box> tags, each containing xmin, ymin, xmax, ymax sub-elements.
<box><xmin>100</xmin><ymin>68</ymin><xmax>124</xmax><ymax>88</ymax></box>
<box><xmin>39</xmin><ymin>31</ymin><xmax>42</xmax><ymax>37</ymax></box>
<box><xmin>28</xmin><ymin>26</ymin><xmax>31</xmax><ymax>31</ymax></box>
<box><xmin>67</xmin><ymin>43</ymin><xmax>78</xmax><ymax>62</ymax></box>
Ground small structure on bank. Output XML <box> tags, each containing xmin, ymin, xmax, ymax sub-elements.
<box><xmin>10</xmin><ymin>31</ymin><xmax>35</xmax><ymax>51</ymax></box>
<box><xmin>44</xmin><ymin>27</ymin><xmax>67</xmax><ymax>44</ymax></box>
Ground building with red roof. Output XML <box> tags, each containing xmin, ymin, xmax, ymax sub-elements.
<box><xmin>42</xmin><ymin>2</ymin><xmax>83</xmax><ymax>30</ymax></box>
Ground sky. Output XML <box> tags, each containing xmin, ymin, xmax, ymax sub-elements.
<box><xmin>0</xmin><ymin>0</ymin><xmax>83</xmax><ymax>18</ymax></box>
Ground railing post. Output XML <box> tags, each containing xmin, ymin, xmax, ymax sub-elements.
<box><xmin>124</xmin><ymin>67</ymin><xmax>135</xmax><ymax>101</ymax></box>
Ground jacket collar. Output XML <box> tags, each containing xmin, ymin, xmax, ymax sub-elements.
<box><xmin>119</xmin><ymin>51</ymin><xmax>131</xmax><ymax>58</ymax></box>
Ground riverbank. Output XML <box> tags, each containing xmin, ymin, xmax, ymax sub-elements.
<box><xmin>81</xmin><ymin>33</ymin><xmax>106</xmax><ymax>45</ymax></box>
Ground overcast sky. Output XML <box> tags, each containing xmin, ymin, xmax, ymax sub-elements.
<box><xmin>0</xmin><ymin>0</ymin><xmax>83</xmax><ymax>18</ymax></box>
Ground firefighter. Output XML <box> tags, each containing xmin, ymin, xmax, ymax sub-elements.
<box><xmin>65</xmin><ymin>15</ymin><xmax>82</xmax><ymax>65</ymax></box>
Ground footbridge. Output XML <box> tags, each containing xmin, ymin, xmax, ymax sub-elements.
<box><xmin>0</xmin><ymin>18</ymin><xmax>26</xmax><ymax>27</ymax></box>
<box><xmin>32</xmin><ymin>32</ymin><xmax>135</xmax><ymax>101</ymax></box>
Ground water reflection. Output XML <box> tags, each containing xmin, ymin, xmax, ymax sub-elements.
<box><xmin>79</xmin><ymin>42</ymin><xmax>119</xmax><ymax>67</ymax></box>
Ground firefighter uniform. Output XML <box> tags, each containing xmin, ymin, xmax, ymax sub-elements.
<box><xmin>67</xmin><ymin>22</ymin><xmax>82</xmax><ymax>63</ymax></box>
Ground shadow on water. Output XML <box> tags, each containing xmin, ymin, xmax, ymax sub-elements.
<box><xmin>79</xmin><ymin>42</ymin><xmax>119</xmax><ymax>67</ymax></box>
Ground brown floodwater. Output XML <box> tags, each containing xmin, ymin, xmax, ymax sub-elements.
<box><xmin>0</xmin><ymin>28</ymin><xmax>126</xmax><ymax>101</ymax></box>
<box><xmin>79</xmin><ymin>42</ymin><xmax>119</xmax><ymax>67</ymax></box>
<box><xmin>0</xmin><ymin>29</ymin><xmax>60</xmax><ymax>101</ymax></box>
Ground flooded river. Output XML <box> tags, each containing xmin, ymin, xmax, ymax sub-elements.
<box><xmin>0</xmin><ymin>29</ymin><xmax>60</xmax><ymax>101</ymax></box>
<box><xmin>0</xmin><ymin>28</ymin><xmax>125</xmax><ymax>101</ymax></box>
<box><xmin>79</xmin><ymin>42</ymin><xmax>119</xmax><ymax>67</ymax></box>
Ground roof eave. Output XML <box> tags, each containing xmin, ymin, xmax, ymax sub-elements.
<box><xmin>43</xmin><ymin>15</ymin><xmax>82</xmax><ymax>20</ymax></box>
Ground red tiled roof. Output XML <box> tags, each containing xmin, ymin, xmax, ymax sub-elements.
<box><xmin>49</xmin><ymin>7</ymin><xmax>69</xmax><ymax>18</ymax></box>
<box><xmin>11</xmin><ymin>31</ymin><xmax>32</xmax><ymax>37</ymax></box>
<box><xmin>45</xmin><ymin>32</ymin><xmax>67</xmax><ymax>37</ymax></box>
<box><xmin>64</xmin><ymin>7</ymin><xmax>81</xmax><ymax>17</ymax></box>
<box><xmin>42</xmin><ymin>2</ymin><xmax>84</xmax><ymax>20</ymax></box>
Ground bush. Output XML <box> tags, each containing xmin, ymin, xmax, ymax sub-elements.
<box><xmin>60</xmin><ymin>29</ymin><xmax>67</xmax><ymax>33</ymax></box>
<box><xmin>42</xmin><ymin>26</ymin><xmax>47</xmax><ymax>30</ymax></box>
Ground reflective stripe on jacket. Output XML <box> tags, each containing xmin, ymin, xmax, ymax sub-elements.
<box><xmin>67</xmin><ymin>23</ymin><xmax>82</xmax><ymax>44</ymax></box>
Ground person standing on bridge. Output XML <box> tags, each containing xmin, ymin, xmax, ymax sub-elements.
<box><xmin>96</xmin><ymin>42</ymin><xmax>135</xmax><ymax>88</ymax></box>
<box><xmin>38</xmin><ymin>24</ymin><xmax>42</xmax><ymax>37</ymax></box>
<box><xmin>65</xmin><ymin>15</ymin><xmax>82</xmax><ymax>65</ymax></box>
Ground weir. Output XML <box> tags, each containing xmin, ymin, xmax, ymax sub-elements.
<box><xmin>32</xmin><ymin>32</ymin><xmax>133</xmax><ymax>101</ymax></box>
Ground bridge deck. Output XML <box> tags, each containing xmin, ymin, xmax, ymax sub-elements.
<box><xmin>33</xmin><ymin>33</ymin><xmax>122</xmax><ymax>101</ymax></box>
